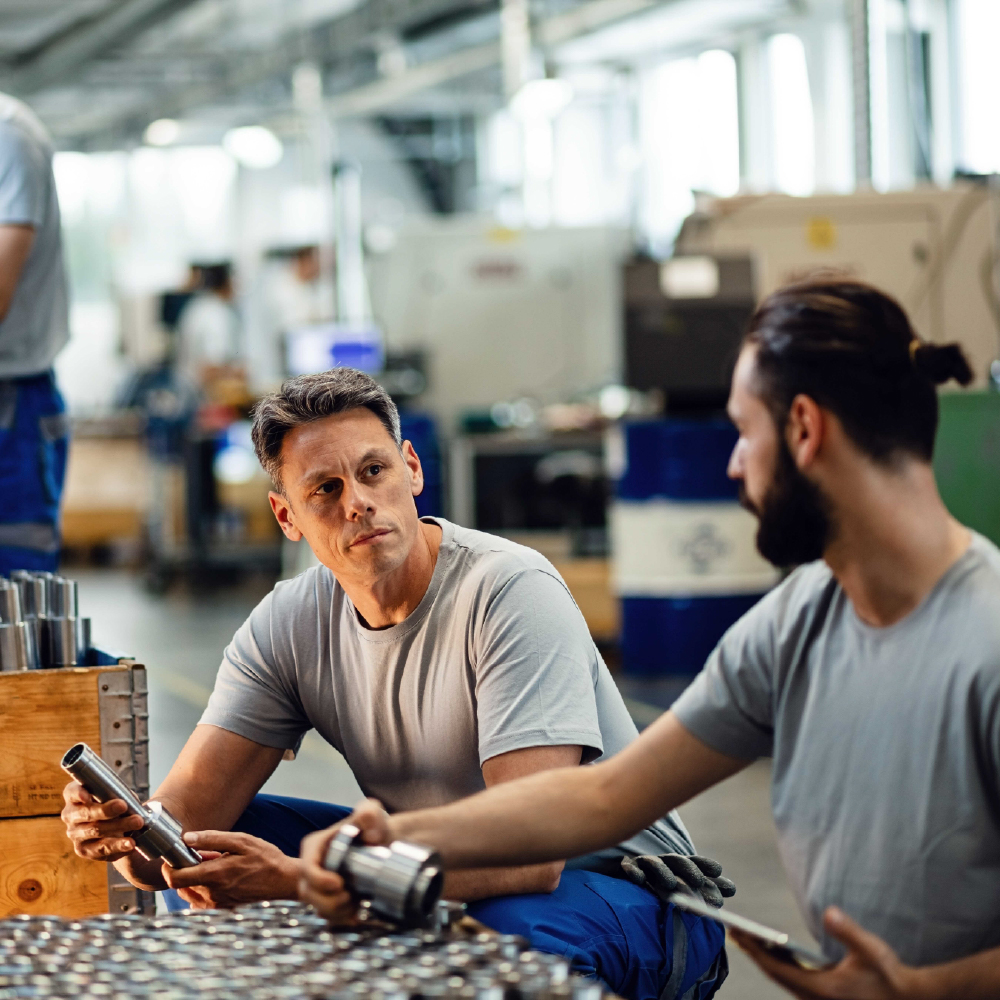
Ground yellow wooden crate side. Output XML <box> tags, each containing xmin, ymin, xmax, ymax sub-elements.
<box><xmin>0</xmin><ymin>815</ymin><xmax>108</xmax><ymax>918</ymax></box>
<box><xmin>0</xmin><ymin>667</ymin><xmax>121</xmax><ymax>819</ymax></box>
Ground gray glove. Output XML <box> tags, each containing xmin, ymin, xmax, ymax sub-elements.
<box><xmin>620</xmin><ymin>853</ymin><xmax>736</xmax><ymax>908</ymax></box>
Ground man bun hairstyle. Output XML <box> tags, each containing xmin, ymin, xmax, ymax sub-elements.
<box><xmin>251</xmin><ymin>368</ymin><xmax>401</xmax><ymax>492</ymax></box>
<box><xmin>744</xmin><ymin>278</ymin><xmax>973</xmax><ymax>463</ymax></box>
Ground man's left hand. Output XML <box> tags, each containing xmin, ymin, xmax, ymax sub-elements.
<box><xmin>732</xmin><ymin>906</ymin><xmax>922</xmax><ymax>1000</ymax></box>
<box><xmin>162</xmin><ymin>831</ymin><xmax>299</xmax><ymax>909</ymax></box>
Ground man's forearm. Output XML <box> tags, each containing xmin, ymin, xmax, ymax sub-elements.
<box><xmin>391</xmin><ymin>712</ymin><xmax>745</xmax><ymax>870</ymax></box>
<box><xmin>443</xmin><ymin>862</ymin><xmax>564</xmax><ymax>902</ymax></box>
<box><xmin>911</xmin><ymin>944</ymin><xmax>1000</xmax><ymax>1000</ymax></box>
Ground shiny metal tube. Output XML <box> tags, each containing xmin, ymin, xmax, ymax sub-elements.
<box><xmin>322</xmin><ymin>823</ymin><xmax>444</xmax><ymax>925</ymax></box>
<box><xmin>61</xmin><ymin>742</ymin><xmax>201</xmax><ymax>869</ymax></box>
<box><xmin>0</xmin><ymin>622</ymin><xmax>30</xmax><ymax>671</ymax></box>
<box><xmin>0</xmin><ymin>581</ymin><xmax>21</xmax><ymax>624</ymax></box>
<box><xmin>49</xmin><ymin>577</ymin><xmax>77</xmax><ymax>618</ymax></box>
<box><xmin>45</xmin><ymin>616</ymin><xmax>79</xmax><ymax>667</ymax></box>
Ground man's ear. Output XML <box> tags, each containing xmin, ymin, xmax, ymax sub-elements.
<box><xmin>269</xmin><ymin>491</ymin><xmax>303</xmax><ymax>541</ymax></box>
<box><xmin>402</xmin><ymin>440</ymin><xmax>425</xmax><ymax>498</ymax></box>
<box><xmin>785</xmin><ymin>394</ymin><xmax>825</xmax><ymax>470</ymax></box>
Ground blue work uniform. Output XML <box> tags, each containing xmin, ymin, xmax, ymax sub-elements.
<box><xmin>163</xmin><ymin>795</ymin><xmax>727</xmax><ymax>1000</ymax></box>
<box><xmin>0</xmin><ymin>93</ymin><xmax>71</xmax><ymax>572</ymax></box>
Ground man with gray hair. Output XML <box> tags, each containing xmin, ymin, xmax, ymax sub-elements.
<box><xmin>61</xmin><ymin>367</ymin><xmax>729</xmax><ymax>1000</ymax></box>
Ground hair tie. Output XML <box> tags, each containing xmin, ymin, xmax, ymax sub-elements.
<box><xmin>909</xmin><ymin>338</ymin><xmax>921</xmax><ymax>363</ymax></box>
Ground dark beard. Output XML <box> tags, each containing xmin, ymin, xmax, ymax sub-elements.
<box><xmin>739</xmin><ymin>441</ymin><xmax>833</xmax><ymax>568</ymax></box>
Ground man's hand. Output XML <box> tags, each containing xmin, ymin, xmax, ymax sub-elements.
<box><xmin>732</xmin><ymin>907</ymin><xmax>921</xmax><ymax>1000</ymax></box>
<box><xmin>61</xmin><ymin>780</ymin><xmax>145</xmax><ymax>863</ymax></box>
<box><xmin>163</xmin><ymin>831</ymin><xmax>298</xmax><ymax>909</ymax></box>
<box><xmin>298</xmin><ymin>798</ymin><xmax>392</xmax><ymax>924</ymax></box>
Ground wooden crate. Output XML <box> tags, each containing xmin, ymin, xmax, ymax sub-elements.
<box><xmin>0</xmin><ymin>663</ymin><xmax>153</xmax><ymax>917</ymax></box>
<box><xmin>0</xmin><ymin>816</ymin><xmax>109</xmax><ymax>918</ymax></box>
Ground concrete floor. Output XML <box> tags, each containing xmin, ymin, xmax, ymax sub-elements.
<box><xmin>75</xmin><ymin>568</ymin><xmax>816</xmax><ymax>1000</ymax></box>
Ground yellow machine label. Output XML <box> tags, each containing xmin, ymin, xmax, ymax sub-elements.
<box><xmin>806</xmin><ymin>216</ymin><xmax>837</xmax><ymax>250</ymax></box>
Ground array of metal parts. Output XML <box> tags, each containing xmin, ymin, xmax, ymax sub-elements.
<box><xmin>0</xmin><ymin>571</ymin><xmax>90</xmax><ymax>671</ymax></box>
<box><xmin>0</xmin><ymin>902</ymin><xmax>609</xmax><ymax>1000</ymax></box>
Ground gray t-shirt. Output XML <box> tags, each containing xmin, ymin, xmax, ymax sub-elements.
<box><xmin>0</xmin><ymin>93</ymin><xmax>68</xmax><ymax>379</ymax></box>
<box><xmin>673</xmin><ymin>532</ymin><xmax>1000</xmax><ymax>967</ymax></box>
<box><xmin>201</xmin><ymin>517</ymin><xmax>693</xmax><ymax>860</ymax></box>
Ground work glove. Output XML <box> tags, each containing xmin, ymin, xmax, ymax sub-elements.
<box><xmin>620</xmin><ymin>853</ymin><xmax>736</xmax><ymax>909</ymax></box>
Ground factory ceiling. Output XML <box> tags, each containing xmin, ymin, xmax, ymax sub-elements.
<box><xmin>0</xmin><ymin>0</ymin><xmax>797</xmax><ymax>149</ymax></box>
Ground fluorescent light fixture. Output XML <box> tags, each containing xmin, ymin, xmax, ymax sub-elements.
<box><xmin>510</xmin><ymin>78</ymin><xmax>574</xmax><ymax>119</ymax></box>
<box><xmin>222</xmin><ymin>126</ymin><xmax>284</xmax><ymax>169</ymax></box>
<box><xmin>660</xmin><ymin>257</ymin><xmax>720</xmax><ymax>298</ymax></box>
<box><xmin>144</xmin><ymin>118</ymin><xmax>180</xmax><ymax>146</ymax></box>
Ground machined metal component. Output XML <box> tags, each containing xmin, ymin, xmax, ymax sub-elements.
<box><xmin>323</xmin><ymin>823</ymin><xmax>444</xmax><ymax>925</ymax></box>
<box><xmin>45</xmin><ymin>614</ymin><xmax>80</xmax><ymax>666</ymax></box>
<box><xmin>0</xmin><ymin>620</ymin><xmax>34</xmax><ymax>671</ymax></box>
<box><xmin>61</xmin><ymin>741</ymin><xmax>200</xmax><ymax>869</ymax></box>
<box><xmin>0</xmin><ymin>578</ymin><xmax>40</xmax><ymax>670</ymax></box>
<box><xmin>0</xmin><ymin>579</ymin><xmax>22</xmax><ymax>623</ymax></box>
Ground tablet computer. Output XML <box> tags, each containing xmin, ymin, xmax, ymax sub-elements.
<box><xmin>669</xmin><ymin>893</ymin><xmax>833</xmax><ymax>971</ymax></box>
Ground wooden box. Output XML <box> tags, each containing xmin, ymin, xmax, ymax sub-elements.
<box><xmin>0</xmin><ymin>663</ymin><xmax>154</xmax><ymax>917</ymax></box>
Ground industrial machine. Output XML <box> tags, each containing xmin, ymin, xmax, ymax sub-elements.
<box><xmin>673</xmin><ymin>182</ymin><xmax>1000</xmax><ymax>384</ymax></box>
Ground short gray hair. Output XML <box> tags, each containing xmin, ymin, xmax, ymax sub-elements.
<box><xmin>251</xmin><ymin>368</ymin><xmax>401</xmax><ymax>491</ymax></box>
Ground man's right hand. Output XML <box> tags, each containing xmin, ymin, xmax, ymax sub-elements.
<box><xmin>61</xmin><ymin>779</ymin><xmax>145</xmax><ymax>863</ymax></box>
<box><xmin>298</xmin><ymin>798</ymin><xmax>394</xmax><ymax>924</ymax></box>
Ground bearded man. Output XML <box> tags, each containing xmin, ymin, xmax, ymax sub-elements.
<box><xmin>302</xmin><ymin>279</ymin><xmax>1000</xmax><ymax>1000</ymax></box>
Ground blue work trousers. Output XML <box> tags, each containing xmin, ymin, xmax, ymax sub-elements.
<box><xmin>0</xmin><ymin>371</ymin><xmax>68</xmax><ymax>574</ymax></box>
<box><xmin>163</xmin><ymin>795</ymin><xmax>727</xmax><ymax>1000</ymax></box>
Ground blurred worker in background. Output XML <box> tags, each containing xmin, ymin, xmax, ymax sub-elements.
<box><xmin>301</xmin><ymin>280</ymin><xmax>1000</xmax><ymax>1000</ymax></box>
<box><xmin>0</xmin><ymin>92</ymin><xmax>70</xmax><ymax>575</ymax></box>
<box><xmin>177</xmin><ymin>262</ymin><xmax>242</xmax><ymax>392</ymax></box>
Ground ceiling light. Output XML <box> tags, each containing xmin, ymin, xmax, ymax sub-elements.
<box><xmin>144</xmin><ymin>119</ymin><xmax>180</xmax><ymax>146</ymax></box>
<box><xmin>509</xmin><ymin>78</ymin><xmax>574</xmax><ymax>120</ymax></box>
<box><xmin>222</xmin><ymin>126</ymin><xmax>284</xmax><ymax>169</ymax></box>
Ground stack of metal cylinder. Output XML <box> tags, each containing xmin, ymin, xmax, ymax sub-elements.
<box><xmin>0</xmin><ymin>902</ymin><xmax>608</xmax><ymax>1000</ymax></box>
<box><xmin>0</xmin><ymin>571</ymin><xmax>91</xmax><ymax>672</ymax></box>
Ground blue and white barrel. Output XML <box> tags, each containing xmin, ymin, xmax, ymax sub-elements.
<box><xmin>611</xmin><ymin>419</ymin><xmax>779</xmax><ymax>675</ymax></box>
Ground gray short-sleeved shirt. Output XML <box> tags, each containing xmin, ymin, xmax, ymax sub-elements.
<box><xmin>201</xmin><ymin>517</ymin><xmax>693</xmax><ymax>860</ymax></box>
<box><xmin>0</xmin><ymin>93</ymin><xmax>68</xmax><ymax>378</ymax></box>
<box><xmin>672</xmin><ymin>532</ymin><xmax>1000</xmax><ymax>967</ymax></box>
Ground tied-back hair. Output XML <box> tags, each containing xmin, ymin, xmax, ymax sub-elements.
<box><xmin>745</xmin><ymin>278</ymin><xmax>973</xmax><ymax>462</ymax></box>
<box><xmin>251</xmin><ymin>368</ymin><xmax>401</xmax><ymax>492</ymax></box>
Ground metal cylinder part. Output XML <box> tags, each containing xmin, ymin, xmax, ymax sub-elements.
<box><xmin>77</xmin><ymin>615</ymin><xmax>91</xmax><ymax>664</ymax></box>
<box><xmin>20</xmin><ymin>575</ymin><xmax>48</xmax><ymax>618</ymax></box>
<box><xmin>0</xmin><ymin>622</ymin><xmax>29</xmax><ymax>671</ymax></box>
<box><xmin>49</xmin><ymin>577</ymin><xmax>78</xmax><ymax>618</ymax></box>
<box><xmin>323</xmin><ymin>823</ymin><xmax>444</xmax><ymax>925</ymax></box>
<box><xmin>61</xmin><ymin>742</ymin><xmax>201</xmax><ymax>869</ymax></box>
<box><xmin>45</xmin><ymin>616</ymin><xmax>79</xmax><ymax>667</ymax></box>
<box><xmin>0</xmin><ymin>580</ymin><xmax>21</xmax><ymax>624</ymax></box>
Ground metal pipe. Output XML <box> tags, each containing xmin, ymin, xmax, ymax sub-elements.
<box><xmin>61</xmin><ymin>742</ymin><xmax>201</xmax><ymax>869</ymax></box>
<box><xmin>323</xmin><ymin>822</ymin><xmax>443</xmax><ymax>925</ymax></box>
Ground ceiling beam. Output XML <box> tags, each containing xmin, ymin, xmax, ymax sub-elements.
<box><xmin>0</xmin><ymin>0</ymin><xmax>203</xmax><ymax>96</ymax></box>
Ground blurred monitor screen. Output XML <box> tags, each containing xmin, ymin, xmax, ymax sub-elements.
<box><xmin>285</xmin><ymin>323</ymin><xmax>384</xmax><ymax>376</ymax></box>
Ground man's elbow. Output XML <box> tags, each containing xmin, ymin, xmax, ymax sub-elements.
<box><xmin>536</xmin><ymin>862</ymin><xmax>563</xmax><ymax>894</ymax></box>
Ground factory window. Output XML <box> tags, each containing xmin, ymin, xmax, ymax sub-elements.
<box><xmin>768</xmin><ymin>33</ymin><xmax>816</xmax><ymax>196</ymax></box>
<box><xmin>640</xmin><ymin>48</ymin><xmax>740</xmax><ymax>252</ymax></box>
<box><xmin>953</xmin><ymin>0</ymin><xmax>1000</xmax><ymax>173</ymax></box>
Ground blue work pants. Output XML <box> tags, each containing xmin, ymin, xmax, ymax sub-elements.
<box><xmin>163</xmin><ymin>794</ymin><xmax>727</xmax><ymax>1000</ymax></box>
<box><xmin>0</xmin><ymin>371</ymin><xmax>68</xmax><ymax>574</ymax></box>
